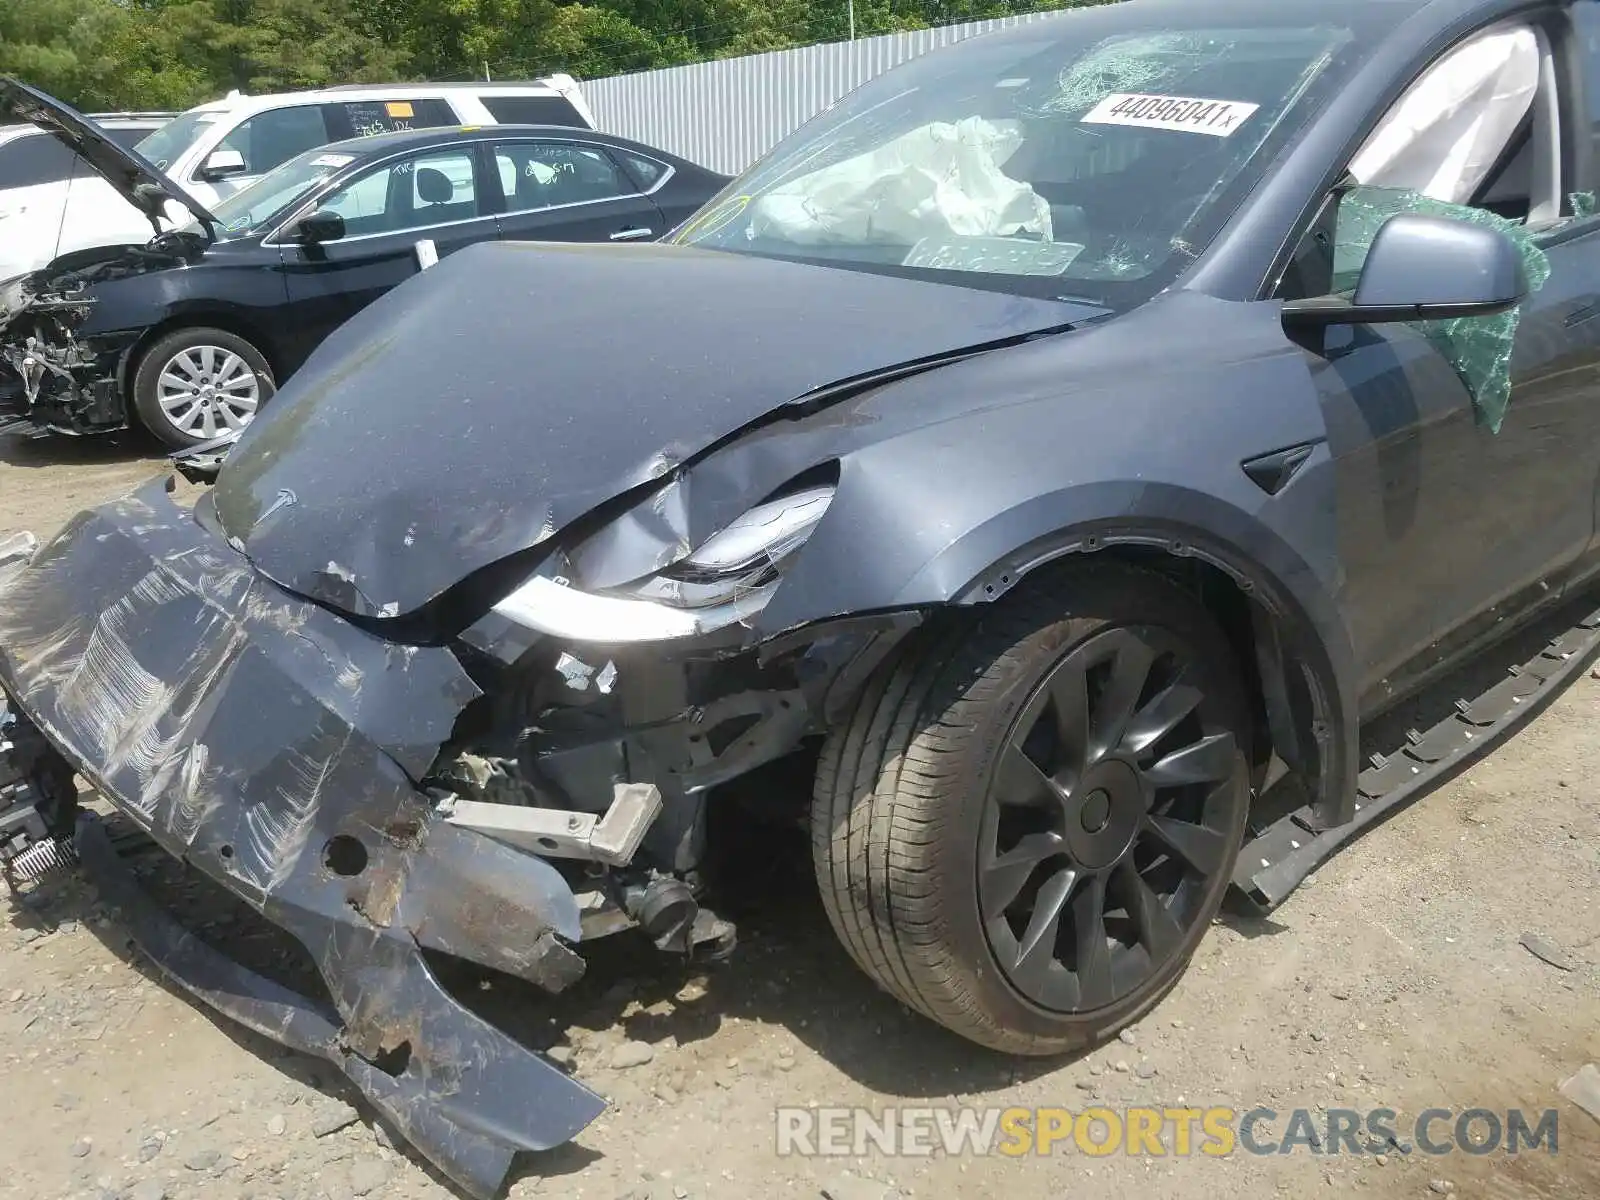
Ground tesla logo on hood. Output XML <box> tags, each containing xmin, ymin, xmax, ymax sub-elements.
<box><xmin>259</xmin><ymin>488</ymin><xmax>298</xmax><ymax>524</ymax></box>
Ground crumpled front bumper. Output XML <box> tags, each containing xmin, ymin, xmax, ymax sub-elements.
<box><xmin>0</xmin><ymin>477</ymin><xmax>606</xmax><ymax>1198</ymax></box>
<box><xmin>0</xmin><ymin>327</ymin><xmax>134</xmax><ymax>435</ymax></box>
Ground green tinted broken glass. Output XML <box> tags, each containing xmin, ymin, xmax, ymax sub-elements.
<box><xmin>1331</xmin><ymin>185</ymin><xmax>1549</xmax><ymax>433</ymax></box>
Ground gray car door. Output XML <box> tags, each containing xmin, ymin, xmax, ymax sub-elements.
<box><xmin>1274</xmin><ymin>18</ymin><xmax>1600</xmax><ymax>710</ymax></box>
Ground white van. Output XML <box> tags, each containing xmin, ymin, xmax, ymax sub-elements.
<box><xmin>0</xmin><ymin>78</ymin><xmax>593</xmax><ymax>282</ymax></box>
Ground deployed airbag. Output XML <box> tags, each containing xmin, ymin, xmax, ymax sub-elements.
<box><xmin>1348</xmin><ymin>25</ymin><xmax>1539</xmax><ymax>206</ymax></box>
<box><xmin>748</xmin><ymin>117</ymin><xmax>1053</xmax><ymax>245</ymax></box>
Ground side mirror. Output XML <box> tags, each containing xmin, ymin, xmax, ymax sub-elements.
<box><xmin>1282</xmin><ymin>212</ymin><xmax>1528</xmax><ymax>329</ymax></box>
<box><xmin>291</xmin><ymin>208</ymin><xmax>346</xmax><ymax>244</ymax></box>
<box><xmin>199</xmin><ymin>148</ymin><xmax>248</xmax><ymax>181</ymax></box>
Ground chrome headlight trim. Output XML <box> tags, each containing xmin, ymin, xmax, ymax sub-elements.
<box><xmin>492</xmin><ymin>484</ymin><xmax>834</xmax><ymax>642</ymax></box>
<box><xmin>492</xmin><ymin>575</ymin><xmax>778</xmax><ymax>642</ymax></box>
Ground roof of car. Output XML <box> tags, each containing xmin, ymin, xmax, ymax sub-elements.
<box><xmin>185</xmin><ymin>77</ymin><xmax>577</xmax><ymax>117</ymax></box>
<box><xmin>963</xmin><ymin>0</ymin><xmax>1478</xmax><ymax>61</ymax></box>
<box><xmin>306</xmin><ymin>123</ymin><xmax>664</xmax><ymax>159</ymax></box>
<box><xmin>0</xmin><ymin>115</ymin><xmax>166</xmax><ymax>145</ymax></box>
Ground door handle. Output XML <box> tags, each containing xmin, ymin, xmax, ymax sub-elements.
<box><xmin>610</xmin><ymin>227</ymin><xmax>654</xmax><ymax>241</ymax></box>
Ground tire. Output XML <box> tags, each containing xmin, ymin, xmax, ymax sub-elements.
<box><xmin>811</xmin><ymin>563</ymin><xmax>1251</xmax><ymax>1056</ymax></box>
<box><xmin>131</xmin><ymin>327</ymin><xmax>275</xmax><ymax>449</ymax></box>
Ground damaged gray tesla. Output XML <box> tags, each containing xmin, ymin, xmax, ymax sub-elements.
<box><xmin>9</xmin><ymin>0</ymin><xmax>1600</xmax><ymax>1193</ymax></box>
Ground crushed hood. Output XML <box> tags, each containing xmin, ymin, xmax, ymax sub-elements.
<box><xmin>213</xmin><ymin>239</ymin><xmax>1098</xmax><ymax>617</ymax></box>
<box><xmin>0</xmin><ymin>79</ymin><xmax>217</xmax><ymax>236</ymax></box>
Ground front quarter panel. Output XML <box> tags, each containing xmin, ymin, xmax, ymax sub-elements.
<box><xmin>727</xmin><ymin>291</ymin><xmax>1360</xmax><ymax>821</ymax></box>
<box><xmin>79</xmin><ymin>245</ymin><xmax>290</xmax><ymax>368</ymax></box>
<box><xmin>747</xmin><ymin>294</ymin><xmax>1345</xmax><ymax>665</ymax></box>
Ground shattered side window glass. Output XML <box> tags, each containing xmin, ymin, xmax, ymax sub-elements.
<box><xmin>1332</xmin><ymin>185</ymin><xmax>1550</xmax><ymax>432</ymax></box>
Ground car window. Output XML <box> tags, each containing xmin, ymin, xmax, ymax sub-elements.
<box><xmin>339</xmin><ymin>98</ymin><xmax>457</xmax><ymax>138</ymax></box>
<box><xmin>620</xmin><ymin>152</ymin><xmax>668</xmax><ymax>190</ymax></box>
<box><xmin>321</xmin><ymin>166</ymin><xmax>388</xmax><ymax>222</ymax></box>
<box><xmin>134</xmin><ymin>111</ymin><xmax>224</xmax><ymax>171</ymax></box>
<box><xmin>103</xmin><ymin>127</ymin><xmax>150</xmax><ymax>151</ymax></box>
<box><xmin>479</xmin><ymin>95</ymin><xmax>585</xmax><ymax>127</ymax></box>
<box><xmin>672</xmin><ymin>13</ymin><xmax>1363</xmax><ymax>308</ymax></box>
<box><xmin>0</xmin><ymin>134</ymin><xmax>77</xmax><ymax>187</ymax></box>
<box><xmin>1575</xmin><ymin>2</ymin><xmax>1600</xmax><ymax>189</ymax></box>
<box><xmin>218</xmin><ymin>105</ymin><xmax>333</xmax><ymax>177</ymax></box>
<box><xmin>320</xmin><ymin>147</ymin><xmax>482</xmax><ymax>236</ymax></box>
<box><xmin>213</xmin><ymin>147</ymin><xmax>362</xmax><ymax>234</ymax></box>
<box><xmin>1348</xmin><ymin>23</ymin><xmax>1539</xmax><ymax>215</ymax></box>
<box><xmin>493</xmin><ymin>141</ymin><xmax>636</xmax><ymax>213</ymax></box>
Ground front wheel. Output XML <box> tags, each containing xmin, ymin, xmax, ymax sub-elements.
<box><xmin>811</xmin><ymin>564</ymin><xmax>1251</xmax><ymax>1055</ymax></box>
<box><xmin>131</xmin><ymin>327</ymin><xmax>275</xmax><ymax>449</ymax></box>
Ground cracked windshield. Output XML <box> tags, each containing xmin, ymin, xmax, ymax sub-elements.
<box><xmin>674</xmin><ymin>20</ymin><xmax>1354</xmax><ymax>304</ymax></box>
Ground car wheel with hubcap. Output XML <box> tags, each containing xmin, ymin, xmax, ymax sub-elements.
<box><xmin>812</xmin><ymin>564</ymin><xmax>1251</xmax><ymax>1054</ymax></box>
<box><xmin>131</xmin><ymin>327</ymin><xmax>275</xmax><ymax>449</ymax></box>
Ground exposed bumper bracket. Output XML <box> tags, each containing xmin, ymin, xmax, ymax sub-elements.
<box><xmin>440</xmin><ymin>781</ymin><xmax>664</xmax><ymax>865</ymax></box>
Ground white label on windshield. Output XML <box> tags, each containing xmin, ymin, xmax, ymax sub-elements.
<box><xmin>415</xmin><ymin>238</ymin><xmax>438</xmax><ymax>270</ymax></box>
<box><xmin>1082</xmin><ymin>93</ymin><xmax>1259</xmax><ymax>137</ymax></box>
<box><xmin>310</xmin><ymin>153</ymin><xmax>355</xmax><ymax>168</ymax></box>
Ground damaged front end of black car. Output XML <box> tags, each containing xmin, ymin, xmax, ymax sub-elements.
<box><xmin>0</xmin><ymin>78</ymin><xmax>218</xmax><ymax>436</ymax></box>
<box><xmin>0</xmin><ymin>244</ymin><xmax>192</xmax><ymax>435</ymax></box>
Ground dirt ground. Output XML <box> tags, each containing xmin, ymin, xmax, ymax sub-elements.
<box><xmin>1</xmin><ymin>433</ymin><xmax>1597</xmax><ymax>1200</ymax></box>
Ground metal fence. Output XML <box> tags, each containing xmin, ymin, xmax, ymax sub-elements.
<box><xmin>584</xmin><ymin>10</ymin><xmax>1072</xmax><ymax>175</ymax></box>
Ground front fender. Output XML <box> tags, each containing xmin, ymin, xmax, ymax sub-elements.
<box><xmin>765</xmin><ymin>462</ymin><xmax>1354</xmax><ymax>715</ymax></box>
<box><xmin>754</xmin><ymin>424</ymin><xmax>1359</xmax><ymax>830</ymax></box>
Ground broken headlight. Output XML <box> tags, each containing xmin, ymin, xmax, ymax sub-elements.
<box><xmin>493</xmin><ymin>486</ymin><xmax>835</xmax><ymax>642</ymax></box>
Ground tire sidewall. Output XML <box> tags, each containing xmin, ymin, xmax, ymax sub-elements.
<box><xmin>936</xmin><ymin>582</ymin><xmax>1251</xmax><ymax>1047</ymax></box>
<box><xmin>132</xmin><ymin>328</ymin><xmax>275</xmax><ymax>449</ymax></box>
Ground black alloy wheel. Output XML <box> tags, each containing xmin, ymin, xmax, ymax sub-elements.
<box><xmin>978</xmin><ymin>623</ymin><xmax>1246</xmax><ymax>1014</ymax></box>
<box><xmin>813</xmin><ymin>564</ymin><xmax>1252</xmax><ymax>1055</ymax></box>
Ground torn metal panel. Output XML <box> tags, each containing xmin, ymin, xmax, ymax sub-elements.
<box><xmin>80</xmin><ymin>816</ymin><xmax>604</xmax><ymax>1198</ymax></box>
<box><xmin>0</xmin><ymin>242</ymin><xmax>178</xmax><ymax>435</ymax></box>
<box><xmin>0</xmin><ymin>479</ymin><xmax>605</xmax><ymax>1198</ymax></box>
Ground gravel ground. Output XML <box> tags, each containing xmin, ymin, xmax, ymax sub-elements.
<box><xmin>1</xmin><ymin>434</ymin><xmax>1597</xmax><ymax>1200</ymax></box>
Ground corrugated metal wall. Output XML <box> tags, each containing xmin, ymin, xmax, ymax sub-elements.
<box><xmin>584</xmin><ymin>11</ymin><xmax>1071</xmax><ymax>174</ymax></box>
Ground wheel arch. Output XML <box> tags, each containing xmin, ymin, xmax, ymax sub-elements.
<box><xmin>873</xmin><ymin>485</ymin><xmax>1361</xmax><ymax>835</ymax></box>
<box><xmin>117</xmin><ymin>309</ymin><xmax>283</xmax><ymax>399</ymax></box>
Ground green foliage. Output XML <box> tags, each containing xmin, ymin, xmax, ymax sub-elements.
<box><xmin>1</xmin><ymin>0</ymin><xmax>1114</xmax><ymax>111</ymax></box>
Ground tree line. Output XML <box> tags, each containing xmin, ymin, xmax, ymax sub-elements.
<box><xmin>1</xmin><ymin>0</ymin><xmax>1105</xmax><ymax>113</ymax></box>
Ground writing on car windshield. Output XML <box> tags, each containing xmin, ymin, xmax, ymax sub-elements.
<box><xmin>673</xmin><ymin>22</ymin><xmax>1353</xmax><ymax>304</ymax></box>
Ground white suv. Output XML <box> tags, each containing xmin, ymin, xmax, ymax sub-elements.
<box><xmin>0</xmin><ymin>78</ymin><xmax>593</xmax><ymax>281</ymax></box>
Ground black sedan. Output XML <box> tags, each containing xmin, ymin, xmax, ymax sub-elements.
<box><xmin>5</xmin><ymin>0</ymin><xmax>1600</xmax><ymax>1194</ymax></box>
<box><xmin>0</xmin><ymin>80</ymin><xmax>727</xmax><ymax>446</ymax></box>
